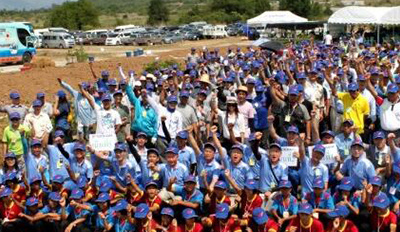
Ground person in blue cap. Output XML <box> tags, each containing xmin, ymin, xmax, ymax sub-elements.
<box><xmin>157</xmin><ymin>207</ymin><xmax>178</xmax><ymax>232</ymax></box>
<box><xmin>332</xmin><ymin>177</ymin><xmax>361</xmax><ymax>216</ymax></box>
<box><xmin>113</xmin><ymin>200</ymin><xmax>135</xmax><ymax>232</ymax></box>
<box><xmin>3</xmin><ymin>171</ymin><xmax>27</xmax><ymax>208</ymax></box>
<box><xmin>271</xmin><ymin>180</ymin><xmax>298</xmax><ymax>229</ymax></box>
<box><xmin>365</xmin><ymin>131</ymin><xmax>392</xmax><ymax>175</ymax></box>
<box><xmin>370</xmin><ymin>193</ymin><xmax>397</xmax><ymax>232</ymax></box>
<box><xmin>357</xmin><ymin>74</ymin><xmax>377</xmax><ymax>140</ymax></box>
<box><xmin>363</xmin><ymin>176</ymin><xmax>386</xmax><ymax>214</ymax></box>
<box><xmin>91</xmin><ymin>193</ymin><xmax>114</xmax><ymax>232</ymax></box>
<box><xmin>112</xmin><ymin>90</ymin><xmax>130</xmax><ymax>143</ymax></box>
<box><xmin>0</xmin><ymin>152</ymin><xmax>22</xmax><ymax>184</ymax></box>
<box><xmin>23</xmin><ymin>99</ymin><xmax>53</xmax><ymax>145</ymax></box>
<box><xmin>336</xmin><ymin>139</ymin><xmax>376</xmax><ymax>190</ymax></box>
<box><xmin>247</xmin><ymin>207</ymin><xmax>279</xmax><ymax>232</ymax></box>
<box><xmin>204</xmin><ymin>180</ymin><xmax>232</xmax><ymax>215</ymax></box>
<box><xmin>28</xmin><ymin>92</ymin><xmax>53</xmax><ymax>117</ymax></box>
<box><xmin>177</xmin><ymin>90</ymin><xmax>199</xmax><ymax>131</ymax></box>
<box><xmin>24</xmin><ymin>138</ymin><xmax>50</xmax><ymax>185</ymax></box>
<box><xmin>57</xmin><ymin>78</ymin><xmax>96</xmax><ymax>141</ymax></box>
<box><xmin>304</xmin><ymin>177</ymin><xmax>334</xmax><ymax>223</ymax></box>
<box><xmin>64</xmin><ymin>189</ymin><xmax>91</xmax><ymax>232</ymax></box>
<box><xmin>36</xmin><ymin>192</ymin><xmax>69</xmax><ymax>231</ymax></box>
<box><xmin>285</xmin><ymin>203</ymin><xmax>324</xmax><ymax>232</ymax></box>
<box><xmin>0</xmin><ymin>91</ymin><xmax>28</xmax><ymax>121</ymax></box>
<box><xmin>387</xmin><ymin>161</ymin><xmax>400</xmax><ymax>211</ymax></box>
<box><xmin>80</xmin><ymin>83</ymin><xmax>122</xmax><ymax>144</ymax></box>
<box><xmin>132</xmin><ymin>202</ymin><xmax>158</xmax><ymax>231</ymax></box>
<box><xmin>53</xmin><ymin>89</ymin><xmax>72</xmax><ymax>141</ymax></box>
<box><xmin>334</xmin><ymin>119</ymin><xmax>358</xmax><ymax>159</ymax></box>
<box><xmin>28</xmin><ymin>176</ymin><xmax>44</xmax><ymax>208</ymax></box>
<box><xmin>326</xmin><ymin>205</ymin><xmax>358</xmax><ymax>232</ymax></box>
<box><xmin>201</xmin><ymin>203</ymin><xmax>241</xmax><ymax>232</ymax></box>
<box><xmin>89</xmin><ymin>62</ymin><xmax>109</xmax><ymax>91</ymax></box>
<box><xmin>181</xmin><ymin>208</ymin><xmax>203</xmax><ymax>232</ymax></box>
<box><xmin>168</xmin><ymin>175</ymin><xmax>204</xmax><ymax>212</ymax></box>
<box><xmin>18</xmin><ymin>197</ymin><xmax>42</xmax><ymax>232</ymax></box>
<box><xmin>174</xmin><ymin>130</ymin><xmax>196</xmax><ymax>174</ymax></box>
<box><xmin>0</xmin><ymin>187</ymin><xmax>22</xmax><ymax>232</ymax></box>
<box><xmin>2</xmin><ymin>111</ymin><xmax>30</xmax><ymax>159</ymax></box>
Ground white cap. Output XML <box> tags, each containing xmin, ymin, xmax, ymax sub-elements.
<box><xmin>134</xmin><ymin>81</ymin><xmax>142</xmax><ymax>87</ymax></box>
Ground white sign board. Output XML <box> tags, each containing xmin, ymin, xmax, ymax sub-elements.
<box><xmin>281</xmin><ymin>146</ymin><xmax>299</xmax><ymax>167</ymax></box>
<box><xmin>89</xmin><ymin>134</ymin><xmax>115</xmax><ymax>151</ymax></box>
<box><xmin>308</xmin><ymin>144</ymin><xmax>338</xmax><ymax>165</ymax></box>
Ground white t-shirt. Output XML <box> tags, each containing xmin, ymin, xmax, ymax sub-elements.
<box><xmin>324</xmin><ymin>34</ymin><xmax>332</xmax><ymax>45</ymax></box>
<box><xmin>94</xmin><ymin>104</ymin><xmax>122</xmax><ymax>136</ymax></box>
<box><xmin>218</xmin><ymin>110</ymin><xmax>246</xmax><ymax>139</ymax></box>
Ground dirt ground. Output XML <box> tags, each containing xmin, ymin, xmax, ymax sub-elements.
<box><xmin>0</xmin><ymin>37</ymin><xmax>250</xmax><ymax>105</ymax></box>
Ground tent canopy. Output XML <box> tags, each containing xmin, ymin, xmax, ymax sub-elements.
<box><xmin>328</xmin><ymin>6</ymin><xmax>400</xmax><ymax>25</ymax></box>
<box><xmin>247</xmin><ymin>11</ymin><xmax>308</xmax><ymax>27</ymax></box>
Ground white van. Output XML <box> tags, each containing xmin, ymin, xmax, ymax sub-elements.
<box><xmin>105</xmin><ymin>32</ymin><xmax>131</xmax><ymax>46</ymax></box>
<box><xmin>202</xmin><ymin>25</ymin><xmax>228</xmax><ymax>39</ymax></box>
<box><xmin>42</xmin><ymin>32</ymin><xmax>75</xmax><ymax>49</ymax></box>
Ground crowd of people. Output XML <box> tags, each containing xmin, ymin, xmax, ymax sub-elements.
<box><xmin>0</xmin><ymin>35</ymin><xmax>400</xmax><ymax>232</ymax></box>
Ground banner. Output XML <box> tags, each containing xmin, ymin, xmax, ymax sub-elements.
<box><xmin>308</xmin><ymin>144</ymin><xmax>338</xmax><ymax>165</ymax></box>
<box><xmin>281</xmin><ymin>146</ymin><xmax>299</xmax><ymax>167</ymax></box>
<box><xmin>89</xmin><ymin>134</ymin><xmax>116</xmax><ymax>151</ymax></box>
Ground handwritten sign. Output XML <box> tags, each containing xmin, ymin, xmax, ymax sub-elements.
<box><xmin>89</xmin><ymin>134</ymin><xmax>115</xmax><ymax>151</ymax></box>
<box><xmin>308</xmin><ymin>144</ymin><xmax>338</xmax><ymax>165</ymax></box>
<box><xmin>281</xmin><ymin>146</ymin><xmax>299</xmax><ymax>167</ymax></box>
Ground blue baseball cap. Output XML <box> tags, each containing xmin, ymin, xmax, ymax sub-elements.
<box><xmin>179</xmin><ymin>91</ymin><xmax>190</xmax><ymax>98</ymax></box>
<box><xmin>255</xmin><ymin>85</ymin><xmax>265</xmax><ymax>92</ymax></box>
<box><xmin>371</xmin><ymin>68</ymin><xmax>380</xmax><ymax>76</ymax></box>
<box><xmin>101</xmin><ymin>70</ymin><xmax>109</xmax><ymax>77</ymax></box>
<box><xmin>4</xmin><ymin>172</ymin><xmax>17</xmax><ymax>182</ymax></box>
<box><xmin>215</xmin><ymin>180</ymin><xmax>228</xmax><ymax>189</ymax></box>
<box><xmin>269</xmin><ymin>143</ymin><xmax>282</xmax><ymax>151</ymax></box>
<box><xmin>215</xmin><ymin>203</ymin><xmax>230</xmax><ymax>219</ymax></box>
<box><xmin>96</xmin><ymin>193</ymin><xmax>110</xmax><ymax>203</ymax></box>
<box><xmin>119</xmin><ymin>79</ymin><xmax>127</xmax><ymax>85</ymax></box>
<box><xmin>388</xmin><ymin>83</ymin><xmax>399</xmax><ymax>94</ymax></box>
<box><xmin>101</xmin><ymin>94</ymin><xmax>112</xmax><ymax>102</ymax></box>
<box><xmin>161</xmin><ymin>207</ymin><xmax>174</xmax><ymax>217</ymax></box>
<box><xmin>288</xmin><ymin>86</ymin><xmax>299</xmax><ymax>96</ymax></box>
<box><xmin>373</xmin><ymin>193</ymin><xmax>390</xmax><ymax>209</ymax></box>
<box><xmin>343</xmin><ymin>119</ymin><xmax>354</xmax><ymax>126</ymax></box>
<box><xmin>113</xmin><ymin>90</ymin><xmax>123</xmax><ymax>96</ymax></box>
<box><xmin>182</xmin><ymin>208</ymin><xmax>197</xmax><ymax>219</ymax></box>
<box><xmin>36</xmin><ymin>92</ymin><xmax>45</xmax><ymax>98</ymax></box>
<box><xmin>113</xmin><ymin>199</ymin><xmax>128</xmax><ymax>212</ymax></box>
<box><xmin>107</xmin><ymin>79</ymin><xmax>117</xmax><ymax>86</ymax></box>
<box><xmin>134</xmin><ymin>203</ymin><xmax>149</xmax><ymax>218</ymax></box>
<box><xmin>338</xmin><ymin>177</ymin><xmax>353</xmax><ymax>191</ymax></box>
<box><xmin>246</xmin><ymin>78</ymin><xmax>256</xmax><ymax>85</ymax></box>
<box><xmin>197</xmin><ymin>89</ymin><xmax>207</xmax><ymax>96</ymax></box>
<box><xmin>26</xmin><ymin>197</ymin><xmax>39</xmax><ymax>207</ymax></box>
<box><xmin>312</xmin><ymin>177</ymin><xmax>325</xmax><ymax>189</ymax></box>
<box><xmin>231</xmin><ymin>144</ymin><xmax>244</xmax><ymax>153</ymax></box>
<box><xmin>165</xmin><ymin>146</ymin><xmax>179</xmax><ymax>155</ymax></box>
<box><xmin>70</xmin><ymin>189</ymin><xmax>84</xmax><ymax>199</ymax></box>
<box><xmin>5</xmin><ymin>152</ymin><xmax>16</xmax><ymax>159</ymax></box>
<box><xmin>29</xmin><ymin>176</ymin><xmax>42</xmax><ymax>185</ymax></box>
<box><xmin>49</xmin><ymin>192</ymin><xmax>61</xmax><ymax>201</ymax></box>
<box><xmin>394</xmin><ymin>162</ymin><xmax>400</xmax><ymax>174</ymax></box>
<box><xmin>348</xmin><ymin>83</ymin><xmax>359</xmax><ymax>91</ymax></box>
<box><xmin>351</xmin><ymin>139</ymin><xmax>364</xmax><ymax>148</ymax></box>
<box><xmin>327</xmin><ymin>205</ymin><xmax>350</xmax><ymax>218</ymax></box>
<box><xmin>9</xmin><ymin>92</ymin><xmax>20</xmax><ymax>99</ymax></box>
<box><xmin>297</xmin><ymin>72</ymin><xmax>307</xmax><ymax>80</ymax></box>
<box><xmin>0</xmin><ymin>188</ymin><xmax>12</xmax><ymax>198</ymax></box>
<box><xmin>32</xmin><ymin>99</ymin><xmax>42</xmax><ymax>107</ymax></box>
<box><xmin>244</xmin><ymin>179</ymin><xmax>258</xmax><ymax>190</ymax></box>
<box><xmin>54</xmin><ymin>130</ymin><xmax>65</xmax><ymax>138</ymax></box>
<box><xmin>204</xmin><ymin>142</ymin><xmax>216</xmax><ymax>151</ymax></box>
<box><xmin>287</xmin><ymin>126</ymin><xmax>299</xmax><ymax>134</ymax></box>
<box><xmin>298</xmin><ymin>203</ymin><xmax>313</xmax><ymax>214</ymax></box>
<box><xmin>76</xmin><ymin>176</ymin><xmax>88</xmax><ymax>188</ymax></box>
<box><xmin>57</xmin><ymin>90</ymin><xmax>66</xmax><ymax>98</ymax></box>
<box><xmin>114</xmin><ymin>142</ymin><xmax>127</xmax><ymax>151</ymax></box>
<box><xmin>278</xmin><ymin>180</ymin><xmax>292</xmax><ymax>189</ymax></box>
<box><xmin>98</xmin><ymin>87</ymin><xmax>107</xmax><ymax>93</ymax></box>
<box><xmin>184</xmin><ymin>175</ymin><xmax>196</xmax><ymax>184</ymax></box>
<box><xmin>145</xmin><ymin>181</ymin><xmax>158</xmax><ymax>189</ymax></box>
<box><xmin>373</xmin><ymin>131</ymin><xmax>385</xmax><ymax>140</ymax></box>
<box><xmin>370</xmin><ymin>176</ymin><xmax>382</xmax><ymax>186</ymax></box>
<box><xmin>177</xmin><ymin>130</ymin><xmax>188</xmax><ymax>139</ymax></box>
<box><xmin>137</xmin><ymin>132</ymin><xmax>147</xmax><ymax>138</ymax></box>
<box><xmin>321</xmin><ymin>130</ymin><xmax>335</xmax><ymax>138</ymax></box>
<box><xmin>99</xmin><ymin>178</ymin><xmax>112</xmax><ymax>192</ymax></box>
<box><xmin>73</xmin><ymin>143</ymin><xmax>86</xmax><ymax>151</ymax></box>
<box><xmin>9</xmin><ymin>112</ymin><xmax>20</xmax><ymax>120</ymax></box>
<box><xmin>167</xmin><ymin>95</ymin><xmax>178</xmax><ymax>103</ymax></box>
<box><xmin>313</xmin><ymin>144</ymin><xmax>326</xmax><ymax>156</ymax></box>
<box><xmin>357</xmin><ymin>74</ymin><xmax>366</xmax><ymax>81</ymax></box>
<box><xmin>147</xmin><ymin>148</ymin><xmax>160</xmax><ymax>156</ymax></box>
<box><xmin>52</xmin><ymin>175</ymin><xmax>64</xmax><ymax>184</ymax></box>
<box><xmin>252</xmin><ymin>207</ymin><xmax>268</xmax><ymax>225</ymax></box>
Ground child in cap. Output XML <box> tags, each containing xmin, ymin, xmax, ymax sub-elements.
<box><xmin>204</xmin><ymin>180</ymin><xmax>231</xmax><ymax>214</ymax></box>
<box><xmin>18</xmin><ymin>197</ymin><xmax>42</xmax><ymax>232</ymax></box>
<box><xmin>0</xmin><ymin>187</ymin><xmax>22</xmax><ymax>231</ymax></box>
<box><xmin>201</xmin><ymin>203</ymin><xmax>241</xmax><ymax>232</ymax></box>
<box><xmin>370</xmin><ymin>193</ymin><xmax>397</xmax><ymax>232</ymax></box>
<box><xmin>2</xmin><ymin>112</ymin><xmax>30</xmax><ymax>158</ymax></box>
<box><xmin>304</xmin><ymin>177</ymin><xmax>334</xmax><ymax>224</ymax></box>
<box><xmin>36</xmin><ymin>192</ymin><xmax>68</xmax><ymax>231</ymax></box>
<box><xmin>3</xmin><ymin>172</ymin><xmax>27</xmax><ymax>207</ymax></box>
<box><xmin>27</xmin><ymin>176</ymin><xmax>44</xmax><ymax>208</ymax></box>
<box><xmin>132</xmin><ymin>203</ymin><xmax>157</xmax><ymax>232</ymax></box>
<box><xmin>51</xmin><ymin>175</ymin><xmax>69</xmax><ymax>199</ymax></box>
<box><xmin>74</xmin><ymin>176</ymin><xmax>96</xmax><ymax>203</ymax></box>
<box><xmin>271</xmin><ymin>180</ymin><xmax>298</xmax><ymax>230</ymax></box>
<box><xmin>140</xmin><ymin>181</ymin><xmax>162</xmax><ymax>215</ymax></box>
<box><xmin>65</xmin><ymin>189</ymin><xmax>91</xmax><ymax>232</ymax></box>
<box><xmin>332</xmin><ymin>177</ymin><xmax>361</xmax><ymax>216</ymax></box>
<box><xmin>96</xmin><ymin>177</ymin><xmax>124</xmax><ymax>205</ymax></box>
<box><xmin>25</xmin><ymin>139</ymin><xmax>50</xmax><ymax>184</ymax></box>
<box><xmin>248</xmin><ymin>207</ymin><xmax>279</xmax><ymax>232</ymax></box>
<box><xmin>363</xmin><ymin>176</ymin><xmax>385</xmax><ymax>212</ymax></box>
<box><xmin>1</xmin><ymin>152</ymin><xmax>22</xmax><ymax>182</ymax></box>
<box><xmin>168</xmin><ymin>175</ymin><xmax>204</xmax><ymax>213</ymax></box>
<box><xmin>285</xmin><ymin>203</ymin><xmax>324</xmax><ymax>232</ymax></box>
<box><xmin>113</xmin><ymin>200</ymin><xmax>135</xmax><ymax>232</ymax></box>
<box><xmin>92</xmin><ymin>193</ymin><xmax>114</xmax><ymax>232</ymax></box>
<box><xmin>180</xmin><ymin>208</ymin><xmax>203</xmax><ymax>232</ymax></box>
<box><xmin>157</xmin><ymin>207</ymin><xmax>178</xmax><ymax>232</ymax></box>
<box><xmin>326</xmin><ymin>205</ymin><xmax>358</xmax><ymax>232</ymax></box>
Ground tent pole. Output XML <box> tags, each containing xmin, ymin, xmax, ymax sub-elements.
<box><xmin>377</xmin><ymin>25</ymin><xmax>380</xmax><ymax>44</ymax></box>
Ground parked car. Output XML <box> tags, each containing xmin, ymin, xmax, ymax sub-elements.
<box><xmin>90</xmin><ymin>33</ymin><xmax>109</xmax><ymax>45</ymax></box>
<box><xmin>136</xmin><ymin>33</ymin><xmax>163</xmax><ymax>46</ymax></box>
<box><xmin>186</xmin><ymin>31</ymin><xmax>203</xmax><ymax>40</ymax></box>
<box><xmin>105</xmin><ymin>32</ymin><xmax>131</xmax><ymax>46</ymax></box>
<box><xmin>121</xmin><ymin>33</ymin><xmax>140</xmax><ymax>45</ymax></box>
<box><xmin>162</xmin><ymin>33</ymin><xmax>184</xmax><ymax>44</ymax></box>
<box><xmin>42</xmin><ymin>32</ymin><xmax>75</xmax><ymax>49</ymax></box>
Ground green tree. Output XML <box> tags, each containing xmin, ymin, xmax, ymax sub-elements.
<box><xmin>147</xmin><ymin>0</ymin><xmax>169</xmax><ymax>26</ymax></box>
<box><xmin>279</xmin><ymin>0</ymin><xmax>312</xmax><ymax>18</ymax></box>
<box><xmin>253</xmin><ymin>0</ymin><xmax>271</xmax><ymax>14</ymax></box>
<box><xmin>47</xmin><ymin>0</ymin><xmax>99</xmax><ymax>30</ymax></box>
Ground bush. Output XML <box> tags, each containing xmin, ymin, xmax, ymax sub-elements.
<box><xmin>143</xmin><ymin>59</ymin><xmax>181</xmax><ymax>73</ymax></box>
<box><xmin>66</xmin><ymin>47</ymin><xmax>89</xmax><ymax>63</ymax></box>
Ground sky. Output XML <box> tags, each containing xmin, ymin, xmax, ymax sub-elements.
<box><xmin>0</xmin><ymin>0</ymin><xmax>76</xmax><ymax>10</ymax></box>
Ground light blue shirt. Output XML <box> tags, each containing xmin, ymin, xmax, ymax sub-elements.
<box><xmin>160</xmin><ymin>162</ymin><xmax>189</xmax><ymax>188</ymax></box>
<box><xmin>258</xmin><ymin>155</ymin><xmax>288</xmax><ymax>193</ymax></box>
<box><xmin>299</xmin><ymin>156</ymin><xmax>329</xmax><ymax>197</ymax></box>
<box><xmin>272</xmin><ymin>193</ymin><xmax>298</xmax><ymax>216</ymax></box>
<box><xmin>222</xmin><ymin>156</ymin><xmax>253</xmax><ymax>191</ymax></box>
<box><xmin>92</xmin><ymin>206</ymin><xmax>115</xmax><ymax>229</ymax></box>
<box><xmin>178</xmin><ymin>146</ymin><xmax>197</xmax><ymax>168</ymax></box>
<box><xmin>24</xmin><ymin>152</ymin><xmax>49</xmax><ymax>183</ymax></box>
<box><xmin>196</xmin><ymin>153</ymin><xmax>221</xmax><ymax>189</ymax></box>
<box><xmin>243</xmin><ymin>145</ymin><xmax>265</xmax><ymax>180</ymax></box>
<box><xmin>340</xmin><ymin>157</ymin><xmax>376</xmax><ymax>190</ymax></box>
<box><xmin>335</xmin><ymin>133</ymin><xmax>356</xmax><ymax>159</ymax></box>
<box><xmin>47</xmin><ymin>143</ymin><xmax>73</xmax><ymax>181</ymax></box>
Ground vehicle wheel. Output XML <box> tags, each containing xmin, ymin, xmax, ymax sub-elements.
<box><xmin>59</xmin><ymin>44</ymin><xmax>64</xmax><ymax>49</ymax></box>
<box><xmin>22</xmin><ymin>52</ymin><xmax>32</xmax><ymax>63</ymax></box>
<box><xmin>117</xmin><ymin>41</ymin><xmax>121</xmax><ymax>46</ymax></box>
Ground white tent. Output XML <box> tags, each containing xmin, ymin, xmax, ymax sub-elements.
<box><xmin>247</xmin><ymin>11</ymin><xmax>308</xmax><ymax>27</ymax></box>
<box><xmin>328</xmin><ymin>6</ymin><xmax>400</xmax><ymax>25</ymax></box>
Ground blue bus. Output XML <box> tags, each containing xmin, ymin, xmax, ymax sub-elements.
<box><xmin>0</xmin><ymin>22</ymin><xmax>37</xmax><ymax>64</ymax></box>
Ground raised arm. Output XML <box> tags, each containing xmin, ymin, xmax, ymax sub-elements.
<box><xmin>187</xmin><ymin>125</ymin><xmax>201</xmax><ymax>156</ymax></box>
<box><xmin>79</xmin><ymin>83</ymin><xmax>96</xmax><ymax>110</ymax></box>
<box><xmin>89</xmin><ymin>62</ymin><xmax>98</xmax><ymax>80</ymax></box>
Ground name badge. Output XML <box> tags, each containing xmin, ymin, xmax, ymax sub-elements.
<box><xmin>344</xmin><ymin>149</ymin><xmax>349</xmax><ymax>156</ymax></box>
<box><xmin>283</xmin><ymin>211</ymin><xmax>289</xmax><ymax>219</ymax></box>
<box><xmin>313</xmin><ymin>212</ymin><xmax>319</xmax><ymax>219</ymax></box>
<box><xmin>153</xmin><ymin>172</ymin><xmax>159</xmax><ymax>180</ymax></box>
<box><xmin>390</xmin><ymin>186</ymin><xmax>397</xmax><ymax>195</ymax></box>
<box><xmin>249</xmin><ymin>158</ymin><xmax>255</xmax><ymax>166</ymax></box>
<box><xmin>285</xmin><ymin>115</ymin><xmax>291</xmax><ymax>122</ymax></box>
<box><xmin>56</xmin><ymin>159</ymin><xmax>63</xmax><ymax>169</ymax></box>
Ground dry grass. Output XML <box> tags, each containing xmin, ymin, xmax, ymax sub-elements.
<box><xmin>30</xmin><ymin>56</ymin><xmax>56</xmax><ymax>69</ymax></box>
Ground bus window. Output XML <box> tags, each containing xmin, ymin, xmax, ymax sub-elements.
<box><xmin>17</xmin><ymin>28</ymin><xmax>30</xmax><ymax>46</ymax></box>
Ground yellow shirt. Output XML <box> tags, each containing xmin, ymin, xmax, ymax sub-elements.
<box><xmin>2</xmin><ymin>125</ymin><xmax>31</xmax><ymax>156</ymax></box>
<box><xmin>338</xmin><ymin>92</ymin><xmax>369</xmax><ymax>134</ymax></box>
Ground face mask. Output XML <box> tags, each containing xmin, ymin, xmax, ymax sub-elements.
<box><xmin>167</xmin><ymin>106</ymin><xmax>175</xmax><ymax>113</ymax></box>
